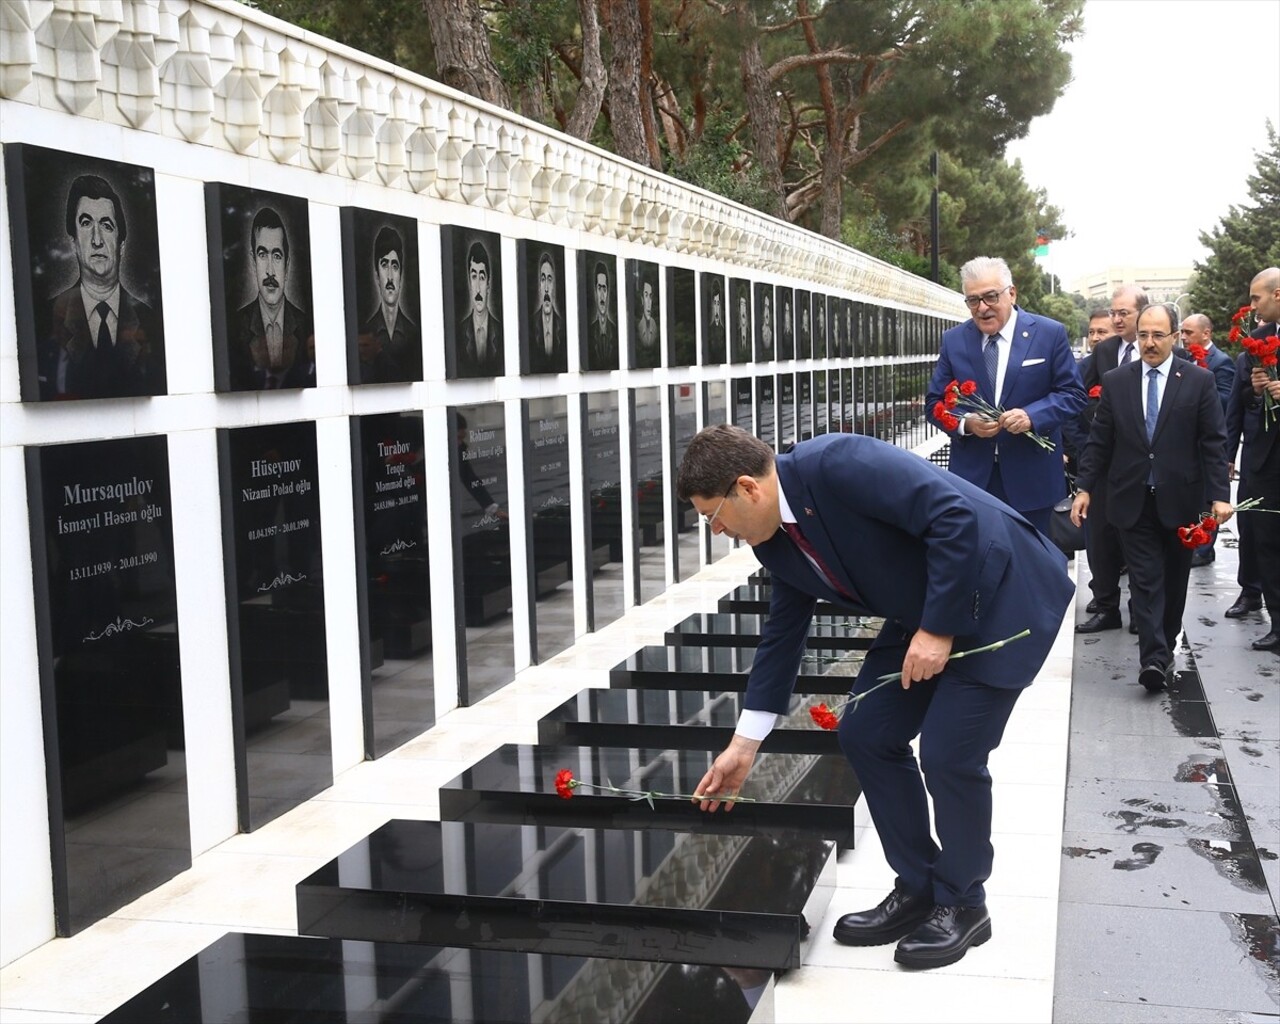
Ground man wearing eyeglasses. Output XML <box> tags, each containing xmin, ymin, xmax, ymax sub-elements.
<box><xmin>1071</xmin><ymin>303</ymin><xmax>1232</xmax><ymax>692</ymax></box>
<box><xmin>677</xmin><ymin>424</ymin><xmax>1074</xmax><ymax>969</ymax></box>
<box><xmin>926</xmin><ymin>256</ymin><xmax>1085</xmax><ymax>536</ymax></box>
<box><xmin>1074</xmin><ymin>285</ymin><xmax>1148</xmax><ymax>633</ymax></box>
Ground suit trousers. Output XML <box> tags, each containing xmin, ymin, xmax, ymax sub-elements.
<box><xmin>1235</xmin><ymin>464</ymin><xmax>1263</xmax><ymax>599</ymax></box>
<box><xmin>837</xmin><ymin>646</ymin><xmax>1021</xmax><ymax>908</ymax></box>
<box><xmin>1250</xmin><ymin>439</ymin><xmax>1280</xmax><ymax>619</ymax></box>
<box><xmin>1085</xmin><ymin>484</ymin><xmax>1127</xmax><ymax>613</ymax></box>
<box><xmin>1117</xmin><ymin>489</ymin><xmax>1193</xmax><ymax>669</ymax></box>
<box><xmin>985</xmin><ymin>461</ymin><xmax>1052</xmax><ymax>536</ymax></box>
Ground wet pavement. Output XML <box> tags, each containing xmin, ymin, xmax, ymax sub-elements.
<box><xmin>1055</xmin><ymin>529</ymin><xmax>1280</xmax><ymax>1022</ymax></box>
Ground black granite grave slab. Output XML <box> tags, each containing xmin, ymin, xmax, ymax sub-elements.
<box><xmin>439</xmin><ymin>743</ymin><xmax>859</xmax><ymax>849</ymax></box>
<box><xmin>718</xmin><ymin>583</ymin><xmax>871</xmax><ymax>618</ymax></box>
<box><xmin>665</xmin><ymin>611</ymin><xmax>877</xmax><ymax>651</ymax></box>
<box><xmin>99</xmin><ymin>931</ymin><xmax>774</xmax><ymax>1023</ymax></box>
<box><xmin>538</xmin><ymin>687</ymin><xmax>844</xmax><ymax>755</ymax></box>
<box><xmin>609</xmin><ymin>644</ymin><xmax>863</xmax><ymax>695</ymax></box>
<box><xmin>297</xmin><ymin>819</ymin><xmax>834</xmax><ymax>971</ymax></box>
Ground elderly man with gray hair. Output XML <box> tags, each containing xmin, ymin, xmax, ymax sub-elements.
<box><xmin>925</xmin><ymin>256</ymin><xmax>1086</xmax><ymax>535</ymax></box>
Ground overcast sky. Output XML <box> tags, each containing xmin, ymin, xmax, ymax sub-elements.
<box><xmin>1004</xmin><ymin>0</ymin><xmax>1280</xmax><ymax>291</ymax></box>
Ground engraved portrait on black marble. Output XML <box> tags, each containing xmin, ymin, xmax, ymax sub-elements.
<box><xmin>5</xmin><ymin>144</ymin><xmax>166</xmax><ymax>402</ymax></box>
<box><xmin>700</xmin><ymin>272</ymin><xmax>727</xmax><ymax>365</ymax></box>
<box><xmin>517</xmin><ymin>241</ymin><xmax>567</xmax><ymax>375</ymax></box>
<box><xmin>753</xmin><ymin>283</ymin><xmax>774</xmax><ymax>362</ymax></box>
<box><xmin>579</xmin><ymin>250</ymin><xmax>618</xmax><ymax>371</ymax></box>
<box><xmin>812</xmin><ymin>292</ymin><xmax>828</xmax><ymax>360</ymax></box>
<box><xmin>206</xmin><ymin>183</ymin><xmax>314</xmax><ymax>392</ymax></box>
<box><xmin>442</xmin><ymin>226</ymin><xmax>504</xmax><ymax>379</ymax></box>
<box><xmin>776</xmin><ymin>286</ymin><xmax>794</xmax><ymax>361</ymax></box>
<box><xmin>730</xmin><ymin>278</ymin><xmax>751</xmax><ymax>364</ymax></box>
<box><xmin>342</xmin><ymin>208</ymin><xmax>421</xmax><ymax>385</ymax></box>
<box><xmin>25</xmin><ymin>435</ymin><xmax>187</xmax><ymax>934</ymax></box>
<box><xmin>796</xmin><ymin>289</ymin><xmax>812</xmax><ymax>360</ymax></box>
<box><xmin>626</xmin><ymin>259</ymin><xmax>662</xmax><ymax>369</ymax></box>
<box><xmin>666</xmin><ymin>266</ymin><xmax>696</xmax><ymax>367</ymax></box>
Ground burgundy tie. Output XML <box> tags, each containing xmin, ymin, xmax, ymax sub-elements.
<box><xmin>782</xmin><ymin>521</ymin><xmax>857</xmax><ymax>602</ymax></box>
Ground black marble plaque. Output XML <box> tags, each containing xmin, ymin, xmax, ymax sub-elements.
<box><xmin>719</xmin><ymin>583</ymin><xmax>870</xmax><ymax>618</ymax></box>
<box><xmin>811</xmin><ymin>293</ymin><xmax>828</xmax><ymax>360</ymax></box>
<box><xmin>632</xmin><ymin>387</ymin><xmax>666</xmax><ymax>604</ymax></box>
<box><xmin>729</xmin><ymin>278</ymin><xmax>751</xmax><ymax>364</ymax></box>
<box><xmin>450</xmin><ymin>404</ymin><xmax>515</xmax><ymax>704</ymax></box>
<box><xmin>813</xmin><ymin>370</ymin><xmax>828</xmax><ymax>434</ymax></box>
<box><xmin>6</xmin><ymin>144</ymin><xmax>168</xmax><ymax>402</ymax></box>
<box><xmin>439</xmin><ymin>743</ymin><xmax>860</xmax><ymax>849</ymax></box>
<box><xmin>524</xmin><ymin>396</ymin><xmax>574</xmax><ymax>662</ymax></box>
<box><xmin>666</xmin><ymin>611</ymin><xmax>877</xmax><ymax>652</ymax></box>
<box><xmin>796</xmin><ymin>289</ymin><xmax>812</xmax><ymax>360</ymax></box>
<box><xmin>297</xmin><ymin>819</ymin><xmax>834</xmax><ymax>970</ymax></box>
<box><xmin>442</xmin><ymin>226</ymin><xmax>505</xmax><ymax>379</ymax></box>
<box><xmin>25</xmin><ymin>436</ymin><xmax>188</xmax><ymax>935</ymax></box>
<box><xmin>626</xmin><ymin>258</ymin><xmax>662</xmax><ymax>369</ymax></box>
<box><xmin>539</xmin><ymin>688</ymin><xmax>844</xmax><ymax>756</ymax></box>
<box><xmin>669</xmin><ymin>384</ymin><xmax>699</xmax><ymax>582</ymax></box>
<box><xmin>342</xmin><ymin>207</ymin><xmax>423</xmax><ymax>384</ymax></box>
<box><xmin>701</xmin><ymin>380</ymin><xmax>731</xmax><ymax>563</ymax></box>
<box><xmin>828</xmin><ymin>296</ymin><xmax>844</xmax><ymax>360</ymax></box>
<box><xmin>218</xmin><ymin>421</ymin><xmax>330</xmax><ymax>831</ymax></box>
<box><xmin>755</xmin><ymin>375</ymin><xmax>776</xmax><ymax>449</ymax></box>
<box><xmin>583</xmin><ymin>390</ymin><xmax>624</xmax><ymax>630</ymax></box>
<box><xmin>732</xmin><ymin>378</ymin><xmax>752</xmax><ymax>433</ymax></box>
<box><xmin>841</xmin><ymin>299</ymin><xmax>855</xmax><ymax>359</ymax></box>
<box><xmin>517</xmin><ymin>240</ymin><xmax>569</xmax><ymax>375</ymax></box>
<box><xmin>610</xmin><ymin>643</ymin><xmax>866</xmax><ymax>694</ymax></box>
<box><xmin>581</xmin><ymin>250</ymin><xmax>619</xmax><ymax>371</ymax></box>
<box><xmin>778</xmin><ymin>375</ymin><xmax>796</xmax><ymax>450</ymax></box>
<box><xmin>753</xmin><ymin>282</ymin><xmax>774</xmax><ymax>362</ymax></box>
<box><xmin>841</xmin><ymin>367</ymin><xmax>854</xmax><ymax>434</ymax></box>
<box><xmin>100</xmin><ymin>930</ymin><xmax>774</xmax><ymax>1023</ymax></box>
<box><xmin>827</xmin><ymin>369</ymin><xmax>842</xmax><ymax>433</ymax></box>
<box><xmin>666</xmin><ymin>266</ymin><xmax>697</xmax><ymax>367</ymax></box>
<box><xmin>798</xmin><ymin>373</ymin><xmax>813</xmax><ymax>440</ymax></box>
<box><xmin>776</xmin><ymin>286</ymin><xmax>795</xmax><ymax>361</ymax></box>
<box><xmin>352</xmin><ymin>412</ymin><xmax>433</xmax><ymax>759</ymax></box>
<box><xmin>700</xmin><ymin>271</ymin><xmax>727</xmax><ymax>365</ymax></box>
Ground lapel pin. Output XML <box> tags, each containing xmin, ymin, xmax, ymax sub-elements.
<box><xmin>804</xmin><ymin>507</ymin><xmax>815</xmax><ymax>516</ymax></box>
<box><xmin>1021</xmin><ymin>330</ymin><xmax>1029</xmax><ymax>338</ymax></box>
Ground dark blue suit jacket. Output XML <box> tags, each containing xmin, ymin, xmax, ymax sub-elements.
<box><xmin>743</xmin><ymin>434</ymin><xmax>1074</xmax><ymax>716</ymax></box>
<box><xmin>1204</xmin><ymin>343</ymin><xmax>1235</xmax><ymax>413</ymax></box>
<box><xmin>926</xmin><ymin>309</ymin><xmax>1085</xmax><ymax>513</ymax></box>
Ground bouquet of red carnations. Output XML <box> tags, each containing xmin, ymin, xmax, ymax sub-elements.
<box><xmin>932</xmin><ymin>379</ymin><xmax>1056</xmax><ymax>451</ymax></box>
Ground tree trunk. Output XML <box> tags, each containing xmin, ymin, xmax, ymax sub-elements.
<box><xmin>565</xmin><ymin>0</ymin><xmax>607</xmax><ymax>140</ymax></box>
<box><xmin>796</xmin><ymin>0</ymin><xmax>841</xmax><ymax>238</ymax></box>
<box><xmin>421</xmin><ymin>0</ymin><xmax>512</xmax><ymax>110</ymax></box>
<box><xmin>602</xmin><ymin>0</ymin><xmax>655</xmax><ymax>167</ymax></box>
<box><xmin>735</xmin><ymin>0</ymin><xmax>783</xmax><ymax>218</ymax></box>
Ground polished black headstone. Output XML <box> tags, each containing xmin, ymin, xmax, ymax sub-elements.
<box><xmin>609</xmin><ymin>644</ymin><xmax>863</xmax><ymax>695</ymax></box>
<box><xmin>99</xmin><ymin>931</ymin><xmax>773</xmax><ymax>1023</ymax></box>
<box><xmin>440</xmin><ymin>743</ymin><xmax>859</xmax><ymax>849</ymax></box>
<box><xmin>538</xmin><ymin>688</ymin><xmax>844</xmax><ymax>756</ymax></box>
<box><xmin>632</xmin><ymin>386</ymin><xmax>665</xmax><ymax>604</ymax></box>
<box><xmin>718</xmin><ymin>583</ymin><xmax>871</xmax><ymax>618</ymax></box>
<box><xmin>25</xmin><ymin>435</ymin><xmax>189</xmax><ymax>934</ymax></box>
<box><xmin>451</xmin><ymin>403</ymin><xmax>516</xmax><ymax>704</ymax></box>
<box><xmin>778</xmin><ymin>375</ymin><xmax>796</xmax><ymax>450</ymax></box>
<box><xmin>701</xmin><ymin>380</ymin><xmax>732</xmax><ymax>564</ymax></box>
<box><xmin>732</xmin><ymin>377</ymin><xmax>752</xmax><ymax>433</ymax></box>
<box><xmin>583</xmin><ymin>390</ymin><xmax>625</xmax><ymax>630</ymax></box>
<box><xmin>297</xmin><ymin>819</ymin><xmax>834</xmax><ymax>970</ymax></box>
<box><xmin>755</xmin><ymin>375</ymin><xmax>775</xmax><ymax>449</ymax></box>
<box><xmin>352</xmin><ymin>412</ymin><xmax>434</xmax><ymax>758</ymax></box>
<box><xmin>669</xmin><ymin>383</ymin><xmax>699</xmax><ymax>582</ymax></box>
<box><xmin>218</xmin><ymin>420</ymin><xmax>330</xmax><ymax>832</ymax></box>
<box><xmin>524</xmin><ymin>396</ymin><xmax>574</xmax><ymax>663</ymax></box>
<box><xmin>665</xmin><ymin>612</ymin><xmax>876</xmax><ymax>651</ymax></box>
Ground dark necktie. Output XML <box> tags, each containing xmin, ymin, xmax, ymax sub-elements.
<box><xmin>1145</xmin><ymin>367</ymin><xmax>1160</xmax><ymax>441</ymax></box>
<box><xmin>984</xmin><ymin>335</ymin><xmax>999</xmax><ymax>395</ymax></box>
<box><xmin>1120</xmin><ymin>342</ymin><xmax>1134</xmax><ymax>365</ymax></box>
<box><xmin>782</xmin><ymin>521</ymin><xmax>856</xmax><ymax>602</ymax></box>
<box><xmin>95</xmin><ymin>301</ymin><xmax>112</xmax><ymax>350</ymax></box>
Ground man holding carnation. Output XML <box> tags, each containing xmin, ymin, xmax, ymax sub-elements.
<box><xmin>1071</xmin><ymin>303</ymin><xmax>1233</xmax><ymax>690</ymax></box>
<box><xmin>677</xmin><ymin>424</ymin><xmax>1074</xmax><ymax>969</ymax></box>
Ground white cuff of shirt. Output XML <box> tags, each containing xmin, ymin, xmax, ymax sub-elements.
<box><xmin>736</xmin><ymin>709</ymin><xmax>778</xmax><ymax>741</ymax></box>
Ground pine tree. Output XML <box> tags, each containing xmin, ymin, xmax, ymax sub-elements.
<box><xmin>1188</xmin><ymin>121</ymin><xmax>1280</xmax><ymax>342</ymax></box>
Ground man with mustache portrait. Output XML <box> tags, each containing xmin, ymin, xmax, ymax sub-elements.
<box><xmin>230</xmin><ymin>206</ymin><xmax>314</xmax><ymax>390</ymax></box>
<box><xmin>457</xmin><ymin>238</ymin><xmax>504</xmax><ymax>377</ymax></box>
<box><xmin>358</xmin><ymin>225</ymin><xmax>421</xmax><ymax>384</ymax></box>
<box><xmin>528</xmin><ymin>249</ymin><xmax>566</xmax><ymax>374</ymax></box>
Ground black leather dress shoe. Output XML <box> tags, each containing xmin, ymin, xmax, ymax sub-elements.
<box><xmin>1139</xmin><ymin>664</ymin><xmax>1168</xmax><ymax>692</ymax></box>
<box><xmin>1252</xmin><ymin>631</ymin><xmax>1280</xmax><ymax>652</ymax></box>
<box><xmin>1225</xmin><ymin>593</ymin><xmax>1263</xmax><ymax>618</ymax></box>
<box><xmin>1086</xmin><ymin>597</ymin><xmax>1100</xmax><ymax>614</ymax></box>
<box><xmin>1129</xmin><ymin>622</ymin><xmax>1139</xmax><ymax>635</ymax></box>
<box><xmin>894</xmin><ymin>905</ymin><xmax>992</xmax><ymax>969</ymax></box>
<box><xmin>1076</xmin><ymin>611</ymin><xmax>1122</xmax><ymax>634</ymax></box>
<box><xmin>1190</xmin><ymin>548</ymin><xmax>1215</xmax><ymax>567</ymax></box>
<box><xmin>833</xmin><ymin>885</ymin><xmax>933</xmax><ymax>946</ymax></box>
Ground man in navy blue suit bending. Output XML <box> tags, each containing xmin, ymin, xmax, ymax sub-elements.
<box><xmin>926</xmin><ymin>256</ymin><xmax>1085</xmax><ymax>536</ymax></box>
<box><xmin>677</xmin><ymin>425</ymin><xmax>1074</xmax><ymax>969</ymax></box>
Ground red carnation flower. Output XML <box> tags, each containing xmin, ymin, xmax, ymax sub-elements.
<box><xmin>1088</xmin><ymin>384</ymin><xmax>1102</xmax><ymax>399</ymax></box>
<box><xmin>944</xmin><ymin>390</ymin><xmax>959</xmax><ymax>408</ymax></box>
<box><xmin>809</xmin><ymin>703</ymin><xmax>840</xmax><ymax>731</ymax></box>
<box><xmin>960</xmin><ymin>380</ymin><xmax>978</xmax><ymax>396</ymax></box>
<box><xmin>940</xmin><ymin>411</ymin><xmax>960</xmax><ymax>431</ymax></box>
<box><xmin>554</xmin><ymin>768</ymin><xmax>575</xmax><ymax>799</ymax></box>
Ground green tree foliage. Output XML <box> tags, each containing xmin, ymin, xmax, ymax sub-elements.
<box><xmin>1187</xmin><ymin>121</ymin><xmax>1280</xmax><ymax>343</ymax></box>
<box><xmin>250</xmin><ymin>0</ymin><xmax>437</xmax><ymax>79</ymax></box>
